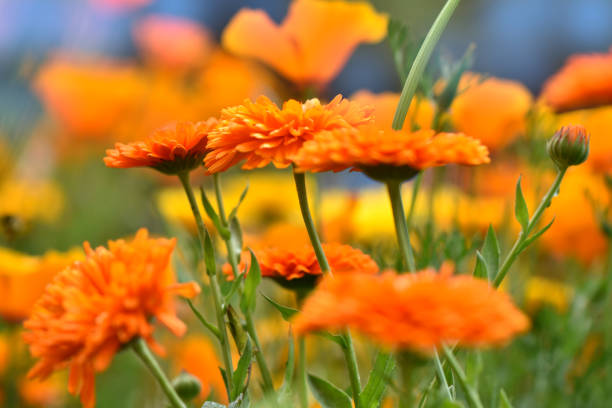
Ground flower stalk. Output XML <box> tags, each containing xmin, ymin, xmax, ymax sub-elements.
<box><xmin>386</xmin><ymin>181</ymin><xmax>417</xmax><ymax>272</ymax></box>
<box><xmin>442</xmin><ymin>345</ymin><xmax>484</xmax><ymax>408</ymax></box>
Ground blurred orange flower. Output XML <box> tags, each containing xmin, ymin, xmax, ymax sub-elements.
<box><xmin>23</xmin><ymin>229</ymin><xmax>200</xmax><ymax>408</ymax></box>
<box><xmin>104</xmin><ymin>119</ymin><xmax>217</xmax><ymax>174</ymax></box>
<box><xmin>205</xmin><ymin>95</ymin><xmax>372</xmax><ymax>173</ymax></box>
<box><xmin>222</xmin><ymin>0</ymin><xmax>388</xmax><ymax>87</ymax></box>
<box><xmin>352</xmin><ymin>90</ymin><xmax>435</xmax><ymax>131</ymax></box>
<box><xmin>294</xmin><ymin>264</ymin><xmax>529</xmax><ymax>350</ymax></box>
<box><xmin>541</xmin><ymin>47</ymin><xmax>612</xmax><ymax>112</ymax></box>
<box><xmin>224</xmin><ymin>242</ymin><xmax>379</xmax><ymax>281</ymax></box>
<box><xmin>133</xmin><ymin>15</ymin><xmax>212</xmax><ymax>71</ymax></box>
<box><xmin>0</xmin><ymin>247</ymin><xmax>82</xmax><ymax>322</ymax></box>
<box><xmin>292</xmin><ymin>123</ymin><xmax>490</xmax><ymax>181</ymax></box>
<box><xmin>449</xmin><ymin>73</ymin><xmax>533</xmax><ymax>150</ymax></box>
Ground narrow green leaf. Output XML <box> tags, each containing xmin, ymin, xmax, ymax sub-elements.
<box><xmin>261</xmin><ymin>293</ymin><xmax>298</xmax><ymax>321</ymax></box>
<box><xmin>231</xmin><ymin>339</ymin><xmax>252</xmax><ymax>400</ymax></box>
<box><xmin>441</xmin><ymin>401</ymin><xmax>465</xmax><ymax>408</ymax></box>
<box><xmin>278</xmin><ymin>330</ymin><xmax>296</xmax><ymax>404</ymax></box>
<box><xmin>200</xmin><ymin>187</ymin><xmax>230</xmax><ymax>239</ymax></box>
<box><xmin>360</xmin><ymin>352</ymin><xmax>396</xmax><ymax>408</ymax></box>
<box><xmin>519</xmin><ymin>217</ymin><xmax>555</xmax><ymax>253</ymax></box>
<box><xmin>203</xmin><ymin>230</ymin><xmax>216</xmax><ymax>276</ymax></box>
<box><xmin>514</xmin><ymin>176</ymin><xmax>529</xmax><ymax>231</ymax></box>
<box><xmin>499</xmin><ymin>389</ymin><xmax>514</xmax><ymax>408</ymax></box>
<box><xmin>202</xmin><ymin>402</ymin><xmax>227</xmax><ymax>408</ymax></box>
<box><xmin>185</xmin><ymin>299</ymin><xmax>221</xmax><ymax>340</ymax></box>
<box><xmin>435</xmin><ymin>43</ymin><xmax>475</xmax><ymax>112</ymax></box>
<box><xmin>229</xmin><ymin>183</ymin><xmax>249</xmax><ymax>221</ymax></box>
<box><xmin>473</xmin><ymin>251</ymin><xmax>488</xmax><ymax>280</ymax></box>
<box><xmin>314</xmin><ymin>331</ymin><xmax>347</xmax><ymax>349</ymax></box>
<box><xmin>240</xmin><ymin>250</ymin><xmax>261</xmax><ymax>314</ymax></box>
<box><xmin>481</xmin><ymin>224</ymin><xmax>500</xmax><ymax>280</ymax></box>
<box><xmin>229</xmin><ymin>217</ymin><xmax>244</xmax><ymax>259</ymax></box>
<box><xmin>464</xmin><ymin>351</ymin><xmax>483</xmax><ymax>388</ymax></box>
<box><xmin>222</xmin><ymin>272</ymin><xmax>244</xmax><ymax>302</ymax></box>
<box><xmin>308</xmin><ymin>374</ymin><xmax>352</xmax><ymax>408</ymax></box>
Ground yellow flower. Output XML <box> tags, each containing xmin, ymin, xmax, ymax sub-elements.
<box><xmin>524</xmin><ymin>276</ymin><xmax>574</xmax><ymax>313</ymax></box>
<box><xmin>156</xmin><ymin>187</ymin><xmax>214</xmax><ymax>235</ymax></box>
<box><xmin>0</xmin><ymin>179</ymin><xmax>64</xmax><ymax>229</ymax></box>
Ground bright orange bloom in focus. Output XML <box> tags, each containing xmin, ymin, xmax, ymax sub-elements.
<box><xmin>351</xmin><ymin>90</ymin><xmax>435</xmax><ymax>131</ymax></box>
<box><xmin>449</xmin><ymin>73</ymin><xmax>533</xmax><ymax>150</ymax></box>
<box><xmin>23</xmin><ymin>229</ymin><xmax>200</xmax><ymax>408</ymax></box>
<box><xmin>224</xmin><ymin>243</ymin><xmax>379</xmax><ymax>281</ymax></box>
<box><xmin>222</xmin><ymin>0</ymin><xmax>388</xmax><ymax>86</ymax></box>
<box><xmin>292</xmin><ymin>123</ymin><xmax>490</xmax><ymax>181</ymax></box>
<box><xmin>541</xmin><ymin>47</ymin><xmax>612</xmax><ymax>112</ymax></box>
<box><xmin>205</xmin><ymin>95</ymin><xmax>373</xmax><ymax>173</ymax></box>
<box><xmin>104</xmin><ymin>119</ymin><xmax>217</xmax><ymax>174</ymax></box>
<box><xmin>293</xmin><ymin>265</ymin><xmax>529</xmax><ymax>350</ymax></box>
<box><xmin>133</xmin><ymin>15</ymin><xmax>212</xmax><ymax>71</ymax></box>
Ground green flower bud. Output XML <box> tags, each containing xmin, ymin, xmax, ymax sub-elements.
<box><xmin>172</xmin><ymin>371</ymin><xmax>202</xmax><ymax>402</ymax></box>
<box><xmin>546</xmin><ymin>125</ymin><xmax>590</xmax><ymax>169</ymax></box>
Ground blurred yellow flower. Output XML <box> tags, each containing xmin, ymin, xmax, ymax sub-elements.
<box><xmin>156</xmin><ymin>187</ymin><xmax>214</xmax><ymax>235</ymax></box>
<box><xmin>524</xmin><ymin>276</ymin><xmax>574</xmax><ymax>313</ymax></box>
<box><xmin>0</xmin><ymin>179</ymin><xmax>64</xmax><ymax>232</ymax></box>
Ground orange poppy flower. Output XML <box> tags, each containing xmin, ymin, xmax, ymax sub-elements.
<box><xmin>204</xmin><ymin>95</ymin><xmax>373</xmax><ymax>174</ymax></box>
<box><xmin>104</xmin><ymin>119</ymin><xmax>217</xmax><ymax>174</ymax></box>
<box><xmin>541</xmin><ymin>47</ymin><xmax>612</xmax><ymax>112</ymax></box>
<box><xmin>222</xmin><ymin>0</ymin><xmax>388</xmax><ymax>86</ymax></box>
<box><xmin>351</xmin><ymin>90</ymin><xmax>435</xmax><ymax>131</ymax></box>
<box><xmin>293</xmin><ymin>264</ymin><xmax>529</xmax><ymax>350</ymax></box>
<box><xmin>448</xmin><ymin>73</ymin><xmax>533</xmax><ymax>150</ymax></box>
<box><xmin>223</xmin><ymin>242</ymin><xmax>379</xmax><ymax>281</ymax></box>
<box><xmin>23</xmin><ymin>229</ymin><xmax>200</xmax><ymax>408</ymax></box>
<box><xmin>292</xmin><ymin>123</ymin><xmax>490</xmax><ymax>181</ymax></box>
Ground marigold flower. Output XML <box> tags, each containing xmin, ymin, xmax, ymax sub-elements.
<box><xmin>293</xmin><ymin>265</ymin><xmax>529</xmax><ymax>350</ymax></box>
<box><xmin>224</xmin><ymin>242</ymin><xmax>379</xmax><ymax>282</ymax></box>
<box><xmin>546</xmin><ymin>125</ymin><xmax>590</xmax><ymax>169</ymax></box>
<box><xmin>448</xmin><ymin>73</ymin><xmax>533</xmax><ymax>150</ymax></box>
<box><xmin>541</xmin><ymin>47</ymin><xmax>612</xmax><ymax>111</ymax></box>
<box><xmin>104</xmin><ymin>119</ymin><xmax>217</xmax><ymax>174</ymax></box>
<box><xmin>524</xmin><ymin>276</ymin><xmax>573</xmax><ymax>314</ymax></box>
<box><xmin>292</xmin><ymin>123</ymin><xmax>490</xmax><ymax>182</ymax></box>
<box><xmin>23</xmin><ymin>229</ymin><xmax>200</xmax><ymax>408</ymax></box>
<box><xmin>222</xmin><ymin>0</ymin><xmax>388</xmax><ymax>86</ymax></box>
<box><xmin>0</xmin><ymin>178</ymin><xmax>64</xmax><ymax>231</ymax></box>
<box><xmin>205</xmin><ymin>95</ymin><xmax>372</xmax><ymax>173</ymax></box>
<box><xmin>351</xmin><ymin>90</ymin><xmax>435</xmax><ymax>131</ymax></box>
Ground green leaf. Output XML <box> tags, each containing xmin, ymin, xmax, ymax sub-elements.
<box><xmin>261</xmin><ymin>293</ymin><xmax>298</xmax><ymax>321</ymax></box>
<box><xmin>514</xmin><ymin>176</ymin><xmax>529</xmax><ymax>231</ymax></box>
<box><xmin>278</xmin><ymin>330</ymin><xmax>296</xmax><ymax>404</ymax></box>
<box><xmin>222</xmin><ymin>272</ymin><xmax>244</xmax><ymax>303</ymax></box>
<box><xmin>200</xmin><ymin>187</ymin><xmax>230</xmax><ymax>239</ymax></box>
<box><xmin>435</xmin><ymin>43</ymin><xmax>475</xmax><ymax>112</ymax></box>
<box><xmin>481</xmin><ymin>225</ymin><xmax>500</xmax><ymax>280</ymax></box>
<box><xmin>231</xmin><ymin>339</ymin><xmax>252</xmax><ymax>400</ymax></box>
<box><xmin>203</xmin><ymin>230</ymin><xmax>216</xmax><ymax>276</ymax></box>
<box><xmin>228</xmin><ymin>183</ymin><xmax>249</xmax><ymax>221</ymax></box>
<box><xmin>185</xmin><ymin>299</ymin><xmax>221</xmax><ymax>340</ymax></box>
<box><xmin>473</xmin><ymin>251</ymin><xmax>488</xmax><ymax>280</ymax></box>
<box><xmin>360</xmin><ymin>352</ymin><xmax>396</xmax><ymax>408</ymax></box>
<box><xmin>240</xmin><ymin>250</ymin><xmax>261</xmax><ymax>315</ymax></box>
<box><xmin>314</xmin><ymin>331</ymin><xmax>347</xmax><ymax>349</ymax></box>
<box><xmin>202</xmin><ymin>402</ymin><xmax>227</xmax><ymax>408</ymax></box>
<box><xmin>499</xmin><ymin>389</ymin><xmax>514</xmax><ymax>408</ymax></box>
<box><xmin>464</xmin><ymin>350</ymin><xmax>483</xmax><ymax>388</ymax></box>
<box><xmin>519</xmin><ymin>217</ymin><xmax>555</xmax><ymax>253</ymax></box>
<box><xmin>440</xmin><ymin>401</ymin><xmax>465</xmax><ymax>408</ymax></box>
<box><xmin>229</xmin><ymin>217</ymin><xmax>244</xmax><ymax>259</ymax></box>
<box><xmin>307</xmin><ymin>374</ymin><xmax>352</xmax><ymax>408</ymax></box>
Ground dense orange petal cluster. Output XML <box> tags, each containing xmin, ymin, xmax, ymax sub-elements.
<box><xmin>205</xmin><ymin>95</ymin><xmax>373</xmax><ymax>173</ymax></box>
<box><xmin>224</xmin><ymin>242</ymin><xmax>379</xmax><ymax>281</ymax></box>
<box><xmin>222</xmin><ymin>0</ymin><xmax>388</xmax><ymax>86</ymax></box>
<box><xmin>293</xmin><ymin>265</ymin><xmax>529</xmax><ymax>350</ymax></box>
<box><xmin>23</xmin><ymin>229</ymin><xmax>200</xmax><ymax>408</ymax></box>
<box><xmin>104</xmin><ymin>119</ymin><xmax>216</xmax><ymax>174</ymax></box>
<box><xmin>292</xmin><ymin>123</ymin><xmax>490</xmax><ymax>177</ymax></box>
<box><xmin>541</xmin><ymin>47</ymin><xmax>612</xmax><ymax>112</ymax></box>
<box><xmin>449</xmin><ymin>73</ymin><xmax>533</xmax><ymax>150</ymax></box>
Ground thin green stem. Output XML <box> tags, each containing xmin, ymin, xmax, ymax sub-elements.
<box><xmin>433</xmin><ymin>349</ymin><xmax>453</xmax><ymax>400</ymax></box>
<box><xmin>132</xmin><ymin>338</ymin><xmax>187</xmax><ymax>408</ymax></box>
<box><xmin>298</xmin><ymin>336</ymin><xmax>309</xmax><ymax>408</ymax></box>
<box><xmin>494</xmin><ymin>169</ymin><xmax>566</xmax><ymax>287</ymax></box>
<box><xmin>392</xmin><ymin>0</ymin><xmax>461</xmax><ymax>130</ymax></box>
<box><xmin>441</xmin><ymin>345</ymin><xmax>483</xmax><ymax>408</ymax></box>
<box><xmin>406</xmin><ymin>172</ymin><xmax>423</xmax><ymax>230</ymax></box>
<box><xmin>386</xmin><ymin>181</ymin><xmax>417</xmax><ymax>272</ymax></box>
<box><xmin>342</xmin><ymin>331</ymin><xmax>362</xmax><ymax>408</ymax></box>
<box><xmin>178</xmin><ymin>171</ymin><xmax>234</xmax><ymax>392</ymax></box>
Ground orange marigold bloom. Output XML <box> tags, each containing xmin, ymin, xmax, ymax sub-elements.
<box><xmin>541</xmin><ymin>47</ymin><xmax>612</xmax><ymax>112</ymax></box>
<box><xmin>23</xmin><ymin>229</ymin><xmax>200</xmax><ymax>408</ymax></box>
<box><xmin>351</xmin><ymin>90</ymin><xmax>435</xmax><ymax>131</ymax></box>
<box><xmin>448</xmin><ymin>73</ymin><xmax>533</xmax><ymax>150</ymax></box>
<box><xmin>205</xmin><ymin>95</ymin><xmax>372</xmax><ymax>174</ymax></box>
<box><xmin>293</xmin><ymin>265</ymin><xmax>529</xmax><ymax>350</ymax></box>
<box><xmin>292</xmin><ymin>123</ymin><xmax>490</xmax><ymax>181</ymax></box>
<box><xmin>222</xmin><ymin>0</ymin><xmax>388</xmax><ymax>86</ymax></box>
<box><xmin>104</xmin><ymin>119</ymin><xmax>217</xmax><ymax>174</ymax></box>
<box><xmin>224</xmin><ymin>243</ymin><xmax>379</xmax><ymax>282</ymax></box>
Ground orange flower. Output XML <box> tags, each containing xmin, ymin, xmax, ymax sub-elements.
<box><xmin>133</xmin><ymin>15</ymin><xmax>212</xmax><ymax>71</ymax></box>
<box><xmin>104</xmin><ymin>119</ymin><xmax>217</xmax><ymax>174</ymax></box>
<box><xmin>293</xmin><ymin>265</ymin><xmax>529</xmax><ymax>350</ymax></box>
<box><xmin>222</xmin><ymin>0</ymin><xmax>388</xmax><ymax>86</ymax></box>
<box><xmin>224</xmin><ymin>242</ymin><xmax>379</xmax><ymax>281</ymax></box>
<box><xmin>351</xmin><ymin>90</ymin><xmax>435</xmax><ymax>131</ymax></box>
<box><xmin>541</xmin><ymin>47</ymin><xmax>612</xmax><ymax>112</ymax></box>
<box><xmin>449</xmin><ymin>73</ymin><xmax>533</xmax><ymax>150</ymax></box>
<box><xmin>205</xmin><ymin>95</ymin><xmax>372</xmax><ymax>173</ymax></box>
<box><xmin>292</xmin><ymin>123</ymin><xmax>490</xmax><ymax>181</ymax></box>
<box><xmin>23</xmin><ymin>229</ymin><xmax>200</xmax><ymax>408</ymax></box>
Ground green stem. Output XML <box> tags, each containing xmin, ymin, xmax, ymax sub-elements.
<box><xmin>406</xmin><ymin>172</ymin><xmax>423</xmax><ymax>230</ymax></box>
<box><xmin>178</xmin><ymin>171</ymin><xmax>234</xmax><ymax>392</ymax></box>
<box><xmin>212</xmin><ymin>173</ymin><xmax>276</xmax><ymax>396</ymax></box>
<box><xmin>298</xmin><ymin>336</ymin><xmax>309</xmax><ymax>408</ymax></box>
<box><xmin>441</xmin><ymin>345</ymin><xmax>483</xmax><ymax>408</ymax></box>
<box><xmin>494</xmin><ymin>168</ymin><xmax>566</xmax><ymax>287</ymax></box>
<box><xmin>392</xmin><ymin>0</ymin><xmax>461</xmax><ymax>130</ymax></box>
<box><xmin>433</xmin><ymin>349</ymin><xmax>453</xmax><ymax>400</ymax></box>
<box><xmin>342</xmin><ymin>331</ymin><xmax>362</xmax><ymax>408</ymax></box>
<box><xmin>132</xmin><ymin>338</ymin><xmax>187</xmax><ymax>408</ymax></box>
<box><xmin>386</xmin><ymin>181</ymin><xmax>417</xmax><ymax>272</ymax></box>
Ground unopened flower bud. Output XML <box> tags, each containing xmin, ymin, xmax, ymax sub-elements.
<box><xmin>546</xmin><ymin>125</ymin><xmax>590</xmax><ymax>169</ymax></box>
<box><xmin>172</xmin><ymin>371</ymin><xmax>202</xmax><ymax>401</ymax></box>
